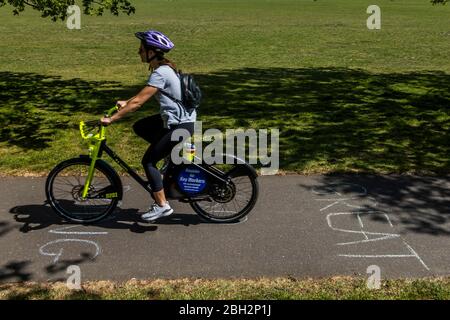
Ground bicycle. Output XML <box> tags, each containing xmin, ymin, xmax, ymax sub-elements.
<box><xmin>45</xmin><ymin>106</ymin><xmax>259</xmax><ymax>224</ymax></box>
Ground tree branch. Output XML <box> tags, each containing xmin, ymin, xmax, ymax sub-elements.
<box><xmin>23</xmin><ymin>1</ymin><xmax>38</xmax><ymax>9</ymax></box>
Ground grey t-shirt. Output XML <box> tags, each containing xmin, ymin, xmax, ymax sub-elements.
<box><xmin>147</xmin><ymin>65</ymin><xmax>197</xmax><ymax>129</ymax></box>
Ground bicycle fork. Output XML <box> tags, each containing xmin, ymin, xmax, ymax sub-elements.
<box><xmin>81</xmin><ymin>138</ymin><xmax>103</xmax><ymax>199</ymax></box>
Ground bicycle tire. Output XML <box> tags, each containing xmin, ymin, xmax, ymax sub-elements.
<box><xmin>45</xmin><ymin>157</ymin><xmax>122</xmax><ymax>224</ymax></box>
<box><xmin>190</xmin><ymin>162</ymin><xmax>259</xmax><ymax>223</ymax></box>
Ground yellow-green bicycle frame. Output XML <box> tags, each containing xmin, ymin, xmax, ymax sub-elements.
<box><xmin>79</xmin><ymin>106</ymin><xmax>118</xmax><ymax>199</ymax></box>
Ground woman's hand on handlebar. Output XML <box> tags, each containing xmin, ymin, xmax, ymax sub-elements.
<box><xmin>100</xmin><ymin>101</ymin><xmax>125</xmax><ymax>125</ymax></box>
<box><xmin>116</xmin><ymin>100</ymin><xmax>127</xmax><ymax>110</ymax></box>
<box><xmin>100</xmin><ymin>116</ymin><xmax>113</xmax><ymax>126</ymax></box>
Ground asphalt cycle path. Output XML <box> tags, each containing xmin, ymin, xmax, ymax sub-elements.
<box><xmin>1</xmin><ymin>174</ymin><xmax>450</xmax><ymax>283</ymax></box>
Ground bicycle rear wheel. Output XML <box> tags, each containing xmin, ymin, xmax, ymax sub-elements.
<box><xmin>45</xmin><ymin>157</ymin><xmax>121</xmax><ymax>223</ymax></box>
<box><xmin>190</xmin><ymin>162</ymin><xmax>259</xmax><ymax>223</ymax></box>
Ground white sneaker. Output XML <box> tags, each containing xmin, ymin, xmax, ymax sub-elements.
<box><xmin>141</xmin><ymin>202</ymin><xmax>173</xmax><ymax>221</ymax></box>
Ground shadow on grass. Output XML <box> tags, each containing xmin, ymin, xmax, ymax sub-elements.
<box><xmin>0</xmin><ymin>71</ymin><xmax>142</xmax><ymax>150</ymax></box>
<box><xmin>1</xmin><ymin>68</ymin><xmax>449</xmax><ymax>172</ymax></box>
<box><xmin>195</xmin><ymin>67</ymin><xmax>450</xmax><ymax>173</ymax></box>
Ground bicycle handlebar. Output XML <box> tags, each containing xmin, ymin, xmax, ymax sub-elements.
<box><xmin>79</xmin><ymin>106</ymin><xmax>119</xmax><ymax>140</ymax></box>
<box><xmin>84</xmin><ymin>120</ymin><xmax>101</xmax><ymax>127</ymax></box>
<box><xmin>106</xmin><ymin>105</ymin><xmax>119</xmax><ymax>117</ymax></box>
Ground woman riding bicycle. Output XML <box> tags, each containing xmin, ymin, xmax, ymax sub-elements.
<box><xmin>100</xmin><ymin>30</ymin><xmax>196</xmax><ymax>221</ymax></box>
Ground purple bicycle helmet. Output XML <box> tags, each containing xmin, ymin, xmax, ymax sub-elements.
<box><xmin>135</xmin><ymin>30</ymin><xmax>174</xmax><ymax>53</ymax></box>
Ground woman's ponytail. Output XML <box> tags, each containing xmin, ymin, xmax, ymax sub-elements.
<box><xmin>159</xmin><ymin>57</ymin><xmax>178</xmax><ymax>72</ymax></box>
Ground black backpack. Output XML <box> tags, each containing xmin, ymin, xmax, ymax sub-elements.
<box><xmin>159</xmin><ymin>70</ymin><xmax>202</xmax><ymax>113</ymax></box>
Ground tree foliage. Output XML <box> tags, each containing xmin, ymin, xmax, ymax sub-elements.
<box><xmin>0</xmin><ymin>0</ymin><xmax>135</xmax><ymax>21</ymax></box>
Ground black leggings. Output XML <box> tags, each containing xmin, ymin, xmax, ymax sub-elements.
<box><xmin>133</xmin><ymin>114</ymin><xmax>194</xmax><ymax>192</ymax></box>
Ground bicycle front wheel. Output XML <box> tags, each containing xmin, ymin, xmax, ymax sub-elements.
<box><xmin>45</xmin><ymin>157</ymin><xmax>122</xmax><ymax>223</ymax></box>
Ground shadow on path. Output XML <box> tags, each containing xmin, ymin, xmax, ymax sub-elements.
<box><xmin>304</xmin><ymin>173</ymin><xmax>450</xmax><ymax>236</ymax></box>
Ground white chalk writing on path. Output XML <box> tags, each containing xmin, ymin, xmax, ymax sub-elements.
<box><xmin>312</xmin><ymin>183</ymin><xmax>430</xmax><ymax>271</ymax></box>
<box><xmin>39</xmin><ymin>239</ymin><xmax>101</xmax><ymax>264</ymax></box>
<box><xmin>40</xmin><ymin>224</ymin><xmax>108</xmax><ymax>265</ymax></box>
<box><xmin>49</xmin><ymin>225</ymin><xmax>108</xmax><ymax>235</ymax></box>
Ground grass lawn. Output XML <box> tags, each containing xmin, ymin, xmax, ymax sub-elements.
<box><xmin>2</xmin><ymin>277</ymin><xmax>450</xmax><ymax>300</ymax></box>
<box><xmin>1</xmin><ymin>0</ymin><xmax>449</xmax><ymax>175</ymax></box>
